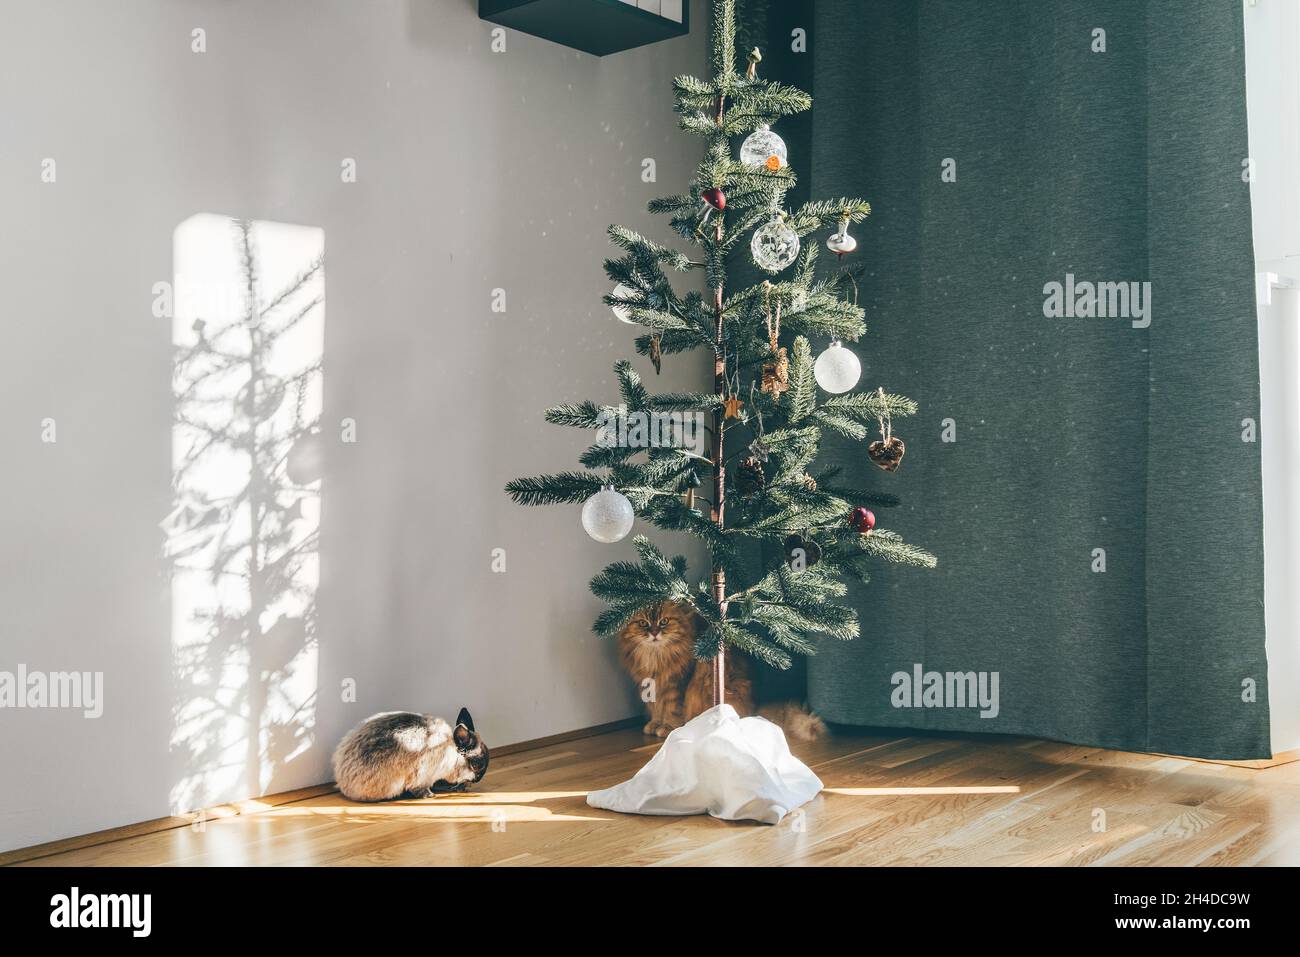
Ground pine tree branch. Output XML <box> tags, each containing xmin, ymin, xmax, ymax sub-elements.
<box><xmin>634</xmin><ymin>328</ymin><xmax>711</xmax><ymax>357</ymax></box>
<box><xmin>723</xmin><ymin>81</ymin><xmax>813</xmax><ymax>123</ymax></box>
<box><xmin>711</xmin><ymin>0</ymin><xmax>737</xmax><ymax>84</ymax></box>
<box><xmin>504</xmin><ymin>472</ymin><xmax>606</xmax><ymax>507</ymax></box>
<box><xmin>607</xmin><ymin>225</ymin><xmax>693</xmax><ymax>272</ymax></box>
<box><xmin>787</xmin><ymin>197</ymin><xmax>873</xmax><ymax>236</ymax></box>
<box><xmin>615</xmin><ymin>359</ymin><xmax>650</xmax><ymax>411</ymax></box>
<box><xmin>786</xmin><ymin>336</ymin><xmax>816</xmax><ymax>422</ymax></box>
<box><xmin>544</xmin><ymin>401</ymin><xmax>611</xmax><ymax>429</ymax></box>
<box><xmin>821</xmin><ymin>391</ymin><xmax>920</xmax><ymax>419</ymax></box>
<box><xmin>672</xmin><ymin>74</ymin><xmax>719</xmax><ymax>114</ymax></box>
<box><xmin>850</xmin><ymin>529</ymin><xmax>938</xmax><ymax>568</ymax></box>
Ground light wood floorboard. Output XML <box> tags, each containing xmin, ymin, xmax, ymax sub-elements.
<box><xmin>8</xmin><ymin>728</ymin><xmax>1300</xmax><ymax>867</ymax></box>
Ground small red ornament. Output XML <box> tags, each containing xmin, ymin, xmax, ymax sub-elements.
<box><xmin>849</xmin><ymin>507</ymin><xmax>876</xmax><ymax>533</ymax></box>
<box><xmin>702</xmin><ymin>187</ymin><xmax>726</xmax><ymax>211</ymax></box>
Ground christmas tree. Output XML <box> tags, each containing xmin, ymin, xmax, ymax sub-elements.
<box><xmin>505</xmin><ymin>0</ymin><xmax>935</xmax><ymax>705</ymax></box>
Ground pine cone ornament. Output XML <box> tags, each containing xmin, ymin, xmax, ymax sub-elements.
<box><xmin>735</xmin><ymin>455</ymin><xmax>767</xmax><ymax>497</ymax></box>
<box><xmin>801</xmin><ymin>473</ymin><xmax>818</xmax><ymax>492</ymax></box>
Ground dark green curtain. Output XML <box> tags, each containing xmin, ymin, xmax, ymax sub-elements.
<box><xmin>799</xmin><ymin>0</ymin><xmax>1269</xmax><ymax>758</ymax></box>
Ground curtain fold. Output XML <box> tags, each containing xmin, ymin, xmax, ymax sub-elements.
<box><xmin>803</xmin><ymin>0</ymin><xmax>1269</xmax><ymax>758</ymax></box>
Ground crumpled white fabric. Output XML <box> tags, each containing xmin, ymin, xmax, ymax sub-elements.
<box><xmin>586</xmin><ymin>704</ymin><xmax>823</xmax><ymax>825</ymax></box>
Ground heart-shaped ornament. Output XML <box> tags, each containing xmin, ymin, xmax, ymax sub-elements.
<box><xmin>868</xmin><ymin>436</ymin><xmax>905</xmax><ymax>472</ymax></box>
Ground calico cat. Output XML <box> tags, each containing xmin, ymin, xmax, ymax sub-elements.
<box><xmin>617</xmin><ymin>602</ymin><xmax>825</xmax><ymax>740</ymax></box>
<box><xmin>332</xmin><ymin>706</ymin><xmax>489</xmax><ymax>802</ymax></box>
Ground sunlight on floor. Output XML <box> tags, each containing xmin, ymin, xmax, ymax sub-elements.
<box><xmin>379</xmin><ymin>791</ymin><xmax>592</xmax><ymax>804</ymax></box>
<box><xmin>199</xmin><ymin>785</ymin><xmax>1026</xmax><ymax>829</ymax></box>
<box><xmin>169</xmin><ymin>782</ymin><xmax>1031</xmax><ymax>840</ymax></box>
<box><xmin>261</xmin><ymin>792</ymin><xmax>604</xmax><ymax>824</ymax></box>
<box><xmin>824</xmin><ymin>786</ymin><xmax>1021</xmax><ymax>796</ymax></box>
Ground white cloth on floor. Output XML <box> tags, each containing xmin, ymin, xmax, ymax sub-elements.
<box><xmin>586</xmin><ymin>704</ymin><xmax>823</xmax><ymax>825</ymax></box>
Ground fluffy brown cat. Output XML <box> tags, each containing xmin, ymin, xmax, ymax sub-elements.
<box><xmin>617</xmin><ymin>601</ymin><xmax>825</xmax><ymax>740</ymax></box>
<box><xmin>618</xmin><ymin>601</ymin><xmax>695</xmax><ymax>736</ymax></box>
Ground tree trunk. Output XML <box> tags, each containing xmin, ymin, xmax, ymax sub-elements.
<box><xmin>710</xmin><ymin>91</ymin><xmax>728</xmax><ymax>708</ymax></box>
<box><xmin>711</xmin><ymin>255</ymin><xmax>727</xmax><ymax>708</ymax></box>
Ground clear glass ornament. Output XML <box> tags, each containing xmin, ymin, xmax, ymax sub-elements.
<box><xmin>581</xmin><ymin>486</ymin><xmax>635</xmax><ymax>543</ymax></box>
<box><xmin>740</xmin><ymin>124</ymin><xmax>788</xmax><ymax>170</ymax></box>
<box><xmin>813</xmin><ymin>340</ymin><xmax>861</xmax><ymax>394</ymax></box>
<box><xmin>750</xmin><ymin>214</ymin><xmax>800</xmax><ymax>273</ymax></box>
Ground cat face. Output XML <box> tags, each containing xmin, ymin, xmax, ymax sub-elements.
<box><xmin>624</xmin><ymin>602</ymin><xmax>693</xmax><ymax>649</ymax></box>
<box><xmin>450</xmin><ymin>706</ymin><xmax>489</xmax><ymax>785</ymax></box>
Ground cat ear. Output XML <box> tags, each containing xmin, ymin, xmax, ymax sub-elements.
<box><xmin>456</xmin><ymin>707</ymin><xmax>475</xmax><ymax>732</ymax></box>
<box><xmin>454</xmin><ymin>722</ymin><xmax>475</xmax><ymax>750</ymax></box>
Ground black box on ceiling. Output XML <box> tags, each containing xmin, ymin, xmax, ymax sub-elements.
<box><xmin>479</xmin><ymin>0</ymin><xmax>690</xmax><ymax>57</ymax></box>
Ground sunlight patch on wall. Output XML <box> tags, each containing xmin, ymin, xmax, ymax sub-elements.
<box><xmin>164</xmin><ymin>214</ymin><xmax>325</xmax><ymax>814</ymax></box>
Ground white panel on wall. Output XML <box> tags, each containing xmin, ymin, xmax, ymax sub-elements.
<box><xmin>1245</xmin><ymin>0</ymin><xmax>1300</xmax><ymax>280</ymax></box>
<box><xmin>1246</xmin><ymin>2</ymin><xmax>1300</xmax><ymax>755</ymax></box>
<box><xmin>1256</xmin><ymin>281</ymin><xmax>1300</xmax><ymax>754</ymax></box>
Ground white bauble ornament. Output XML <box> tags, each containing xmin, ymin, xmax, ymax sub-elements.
<box><xmin>751</xmin><ymin>214</ymin><xmax>801</xmax><ymax>273</ymax></box>
<box><xmin>813</xmin><ymin>340</ymin><xmax>861</xmax><ymax>394</ymax></box>
<box><xmin>286</xmin><ymin>430</ymin><xmax>325</xmax><ymax>485</ymax></box>
<box><xmin>581</xmin><ymin>486</ymin><xmax>634</xmax><ymax>543</ymax></box>
<box><xmin>740</xmin><ymin>124</ymin><xmax>788</xmax><ymax>170</ymax></box>
<box><xmin>610</xmin><ymin>283</ymin><xmax>638</xmax><ymax>324</ymax></box>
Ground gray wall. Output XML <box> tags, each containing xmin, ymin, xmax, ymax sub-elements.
<box><xmin>0</xmin><ymin>0</ymin><xmax>708</xmax><ymax>851</ymax></box>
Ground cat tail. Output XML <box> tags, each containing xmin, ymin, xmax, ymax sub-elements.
<box><xmin>758</xmin><ymin>700</ymin><xmax>827</xmax><ymax>741</ymax></box>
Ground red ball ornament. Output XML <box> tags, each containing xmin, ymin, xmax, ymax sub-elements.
<box><xmin>849</xmin><ymin>507</ymin><xmax>876</xmax><ymax>533</ymax></box>
<box><xmin>702</xmin><ymin>187</ymin><xmax>726</xmax><ymax>211</ymax></box>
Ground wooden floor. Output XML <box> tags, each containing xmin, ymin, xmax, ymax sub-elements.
<box><xmin>8</xmin><ymin>727</ymin><xmax>1300</xmax><ymax>866</ymax></box>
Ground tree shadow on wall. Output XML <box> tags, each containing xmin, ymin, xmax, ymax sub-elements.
<box><xmin>163</xmin><ymin>215</ymin><xmax>326</xmax><ymax>814</ymax></box>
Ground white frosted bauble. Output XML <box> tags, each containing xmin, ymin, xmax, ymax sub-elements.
<box><xmin>611</xmin><ymin>283</ymin><xmax>638</xmax><ymax>324</ymax></box>
<box><xmin>286</xmin><ymin>430</ymin><xmax>325</xmax><ymax>485</ymax></box>
<box><xmin>740</xmin><ymin>124</ymin><xmax>788</xmax><ymax>170</ymax></box>
<box><xmin>581</xmin><ymin>487</ymin><xmax>635</xmax><ymax>544</ymax></box>
<box><xmin>814</xmin><ymin>341</ymin><xmax>861</xmax><ymax>394</ymax></box>
<box><xmin>751</xmin><ymin>216</ymin><xmax>801</xmax><ymax>273</ymax></box>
